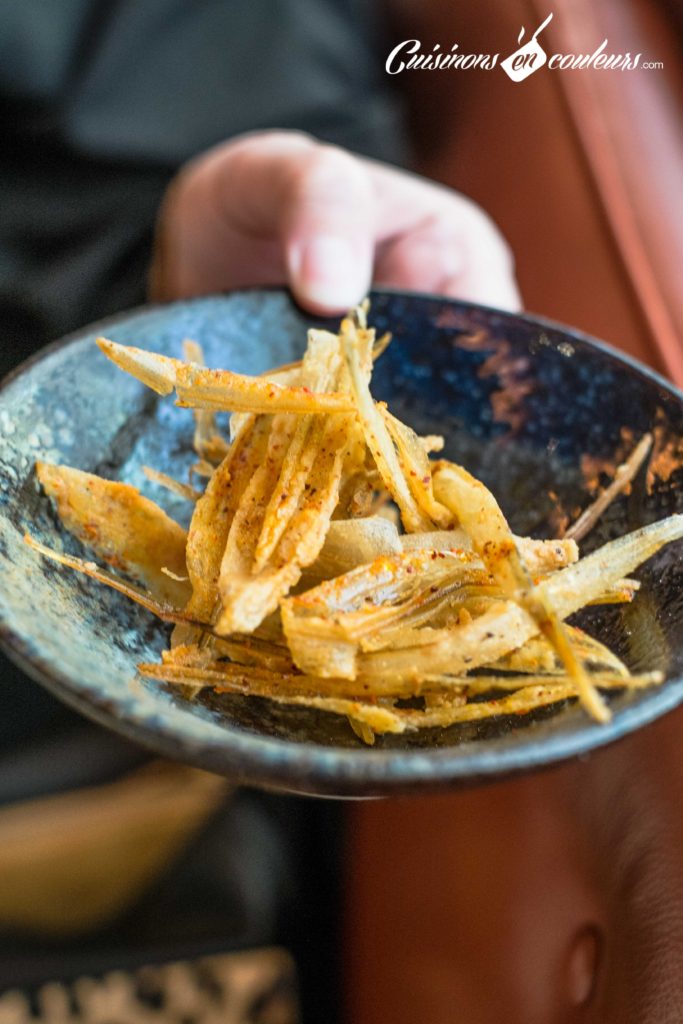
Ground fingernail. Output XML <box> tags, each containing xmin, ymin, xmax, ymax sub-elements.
<box><xmin>289</xmin><ymin>236</ymin><xmax>370</xmax><ymax>311</ymax></box>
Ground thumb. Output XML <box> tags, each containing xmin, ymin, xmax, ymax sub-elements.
<box><xmin>281</xmin><ymin>146</ymin><xmax>375</xmax><ymax>314</ymax></box>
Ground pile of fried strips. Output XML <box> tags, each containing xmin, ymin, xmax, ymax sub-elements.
<box><xmin>27</xmin><ymin>305</ymin><xmax>683</xmax><ymax>744</ymax></box>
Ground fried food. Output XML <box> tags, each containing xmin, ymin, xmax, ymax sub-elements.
<box><xmin>35</xmin><ymin>463</ymin><xmax>190</xmax><ymax>607</ymax></box>
<box><xmin>28</xmin><ymin>306</ymin><xmax>683</xmax><ymax>744</ymax></box>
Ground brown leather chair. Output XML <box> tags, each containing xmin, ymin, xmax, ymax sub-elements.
<box><xmin>387</xmin><ymin>0</ymin><xmax>683</xmax><ymax>377</ymax></box>
<box><xmin>346</xmin><ymin>3</ymin><xmax>683</xmax><ymax>1020</ymax></box>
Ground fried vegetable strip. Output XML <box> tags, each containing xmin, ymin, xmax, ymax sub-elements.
<box><xmin>566</xmin><ymin>432</ymin><xmax>653</xmax><ymax>541</ymax></box>
<box><xmin>484</xmin><ymin>626</ymin><xmax>630</xmax><ymax>677</ymax></box>
<box><xmin>24</xmin><ymin>535</ymin><xmax>196</xmax><ymax>624</ymax></box>
<box><xmin>213</xmin><ymin>331</ymin><xmax>358</xmax><ymax>633</ymax></box>
<box><xmin>282</xmin><ymin>550</ymin><xmax>484</xmax><ymax>678</ymax></box>
<box><xmin>397</xmin><ymin>685</ymin><xmax>580</xmax><ymax>729</ymax></box>
<box><xmin>36</xmin><ymin>462</ymin><xmax>189</xmax><ymax>607</ymax></box>
<box><xmin>401</xmin><ymin>671</ymin><xmax>663</xmax><ymax>730</ymax></box>
<box><xmin>182</xmin><ymin>340</ymin><xmax>231</xmax><ymax>464</ymax></box>
<box><xmin>163</xmin><ymin>639</ymin><xmax>296</xmax><ymax>675</ymax></box>
<box><xmin>137</xmin><ymin>660</ymin><xmax>407</xmax><ymax>738</ymax></box>
<box><xmin>306</xmin><ymin>520</ymin><xmax>578</xmax><ymax>584</ymax></box>
<box><xmin>184</xmin><ymin>414</ymin><xmax>271</xmax><ymax>623</ymax></box>
<box><xmin>253</xmin><ymin>330</ymin><xmax>344</xmax><ymax>570</ymax></box>
<box><xmin>380</xmin><ymin>407</ymin><xmax>452</xmax><ymax>528</ymax></box>
<box><xmin>142</xmin><ymin>466</ymin><xmax>202</xmax><ymax>503</ymax></box>
<box><xmin>213</xmin><ymin>413</ymin><xmax>298</xmax><ymax>627</ymax></box>
<box><xmin>460</xmin><ymin>671</ymin><xmax>661</xmax><ymax>694</ymax></box>
<box><xmin>341</xmin><ymin>317</ymin><xmax>433</xmax><ymax>532</ymax></box>
<box><xmin>97</xmin><ymin>338</ymin><xmax>354</xmax><ymax>414</ymax></box>
<box><xmin>400</xmin><ymin>529</ymin><xmax>579</xmax><ymax>574</ymax></box>
<box><xmin>306</xmin><ymin>516</ymin><xmax>402</xmax><ymax>581</ymax></box>
<box><xmin>217</xmin><ymin>415</ymin><xmax>349</xmax><ymax>634</ymax></box>
<box><xmin>357</xmin><ymin>515</ymin><xmax>683</xmax><ymax>685</ymax></box>
<box><xmin>138</xmin><ymin>653</ymin><xmax>663</xmax><ymax>744</ymax></box>
<box><xmin>433</xmin><ymin>460</ymin><xmax>611</xmax><ymax>722</ymax></box>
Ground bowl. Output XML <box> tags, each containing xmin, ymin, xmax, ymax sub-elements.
<box><xmin>1</xmin><ymin>288</ymin><xmax>682</xmax><ymax>797</ymax></box>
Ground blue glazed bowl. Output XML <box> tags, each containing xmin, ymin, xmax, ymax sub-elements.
<box><xmin>1</xmin><ymin>289</ymin><xmax>682</xmax><ymax>797</ymax></box>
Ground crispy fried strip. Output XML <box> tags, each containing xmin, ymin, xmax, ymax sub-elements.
<box><xmin>358</xmin><ymin>515</ymin><xmax>683</xmax><ymax>684</ymax></box>
<box><xmin>380</xmin><ymin>407</ymin><xmax>452</xmax><ymax>528</ymax></box>
<box><xmin>142</xmin><ymin>646</ymin><xmax>662</xmax><ymax>707</ymax></box>
<box><xmin>485</xmin><ymin>626</ymin><xmax>630</xmax><ymax>677</ymax></box>
<box><xmin>396</xmin><ymin>673</ymin><xmax>661</xmax><ymax>731</ymax></box>
<box><xmin>310</xmin><ymin>519</ymin><xmax>578</xmax><ymax>584</ymax></box>
<box><xmin>227</xmin><ymin>330</ymin><xmax>390</xmax><ymax>444</ymax></box>
<box><xmin>24</xmin><ymin>535</ymin><xmax>198</xmax><ymax>624</ymax></box>
<box><xmin>217</xmin><ymin>416</ymin><xmax>349</xmax><ymax>634</ymax></box>
<box><xmin>214</xmin><ymin>413</ymin><xmax>298</xmax><ymax>631</ymax></box>
<box><xmin>138</xmin><ymin>661</ymin><xmax>406</xmax><ymax>740</ymax></box>
<box><xmin>252</xmin><ymin>328</ymin><xmax>390</xmax><ymax>383</ymax></box>
<box><xmin>36</xmin><ymin>462</ymin><xmax>189</xmax><ymax>607</ymax></box>
<box><xmin>142</xmin><ymin>466</ymin><xmax>202</xmax><ymax>503</ymax></box>
<box><xmin>97</xmin><ymin>338</ymin><xmax>354</xmax><ymax>414</ymax></box>
<box><xmin>184</xmin><ymin>414</ymin><xmax>269</xmax><ymax>623</ymax></box>
<box><xmin>139</xmin><ymin>654</ymin><xmax>662</xmax><ymax>743</ymax></box>
<box><xmin>182</xmin><ymin>340</ymin><xmax>231</xmax><ymax>464</ymax></box>
<box><xmin>401</xmin><ymin>530</ymin><xmax>579</xmax><ymax>574</ymax></box>
<box><xmin>398</xmin><ymin>684</ymin><xmax>578</xmax><ymax>728</ymax></box>
<box><xmin>282</xmin><ymin>550</ymin><xmax>483</xmax><ymax>677</ymax></box>
<box><xmin>162</xmin><ymin>639</ymin><xmax>296</xmax><ymax>675</ymax></box>
<box><xmin>433</xmin><ymin>461</ymin><xmax>610</xmax><ymax>722</ymax></box>
<box><xmin>138</xmin><ymin>658</ymin><xmax>392</xmax><ymax>701</ymax></box>
<box><xmin>461</xmin><ymin>671</ymin><xmax>661</xmax><ymax>694</ymax></box>
<box><xmin>567</xmin><ymin>433</ymin><xmax>653</xmax><ymax>541</ymax></box>
<box><xmin>254</xmin><ymin>330</ymin><xmax>344</xmax><ymax>571</ymax></box>
<box><xmin>335</xmin><ymin>669</ymin><xmax>659</xmax><ymax>738</ymax></box>
<box><xmin>341</xmin><ymin>317</ymin><xmax>433</xmax><ymax>532</ymax></box>
<box><xmin>139</xmin><ymin>655</ymin><xmax>467</xmax><ymax>713</ymax></box>
<box><xmin>357</xmin><ymin>601</ymin><xmax>633</xmax><ymax>663</ymax></box>
<box><xmin>285</xmin><ymin>538</ymin><xmax>647</xmax><ymax>679</ymax></box>
<box><xmin>253</xmin><ymin>417</ymin><xmax>320</xmax><ymax>570</ymax></box>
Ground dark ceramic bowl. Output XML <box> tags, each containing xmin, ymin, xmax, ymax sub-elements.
<box><xmin>1</xmin><ymin>289</ymin><xmax>683</xmax><ymax>797</ymax></box>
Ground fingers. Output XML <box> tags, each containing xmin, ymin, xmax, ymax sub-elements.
<box><xmin>153</xmin><ymin>130</ymin><xmax>521</xmax><ymax>315</ymax></box>
<box><xmin>155</xmin><ymin>132</ymin><xmax>374</xmax><ymax>314</ymax></box>
<box><xmin>235</xmin><ymin>135</ymin><xmax>376</xmax><ymax>312</ymax></box>
<box><xmin>370</xmin><ymin>167</ymin><xmax>522</xmax><ymax>312</ymax></box>
<box><xmin>279</xmin><ymin>145</ymin><xmax>375</xmax><ymax>314</ymax></box>
<box><xmin>374</xmin><ymin>216</ymin><xmax>468</xmax><ymax>295</ymax></box>
<box><xmin>437</xmin><ymin>202</ymin><xmax>522</xmax><ymax>312</ymax></box>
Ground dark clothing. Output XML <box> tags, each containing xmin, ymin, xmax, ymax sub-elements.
<box><xmin>0</xmin><ymin>0</ymin><xmax>408</xmax><ymax>373</ymax></box>
<box><xmin>0</xmin><ymin>3</ymin><xmax>409</xmax><ymax>1017</ymax></box>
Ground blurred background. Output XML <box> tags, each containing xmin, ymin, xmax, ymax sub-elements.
<box><xmin>1</xmin><ymin>1</ymin><xmax>682</xmax><ymax>1021</ymax></box>
<box><xmin>400</xmin><ymin>0</ymin><xmax>683</xmax><ymax>382</ymax></box>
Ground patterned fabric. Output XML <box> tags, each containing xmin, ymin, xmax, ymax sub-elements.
<box><xmin>0</xmin><ymin>949</ymin><xmax>299</xmax><ymax>1024</ymax></box>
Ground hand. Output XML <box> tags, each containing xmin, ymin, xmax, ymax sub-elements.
<box><xmin>150</xmin><ymin>131</ymin><xmax>521</xmax><ymax>315</ymax></box>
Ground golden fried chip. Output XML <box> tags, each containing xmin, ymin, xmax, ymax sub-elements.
<box><xmin>36</xmin><ymin>462</ymin><xmax>189</xmax><ymax>607</ymax></box>
<box><xmin>97</xmin><ymin>338</ymin><xmax>354</xmax><ymax>414</ymax></box>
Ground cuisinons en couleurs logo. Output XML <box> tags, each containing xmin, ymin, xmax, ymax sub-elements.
<box><xmin>385</xmin><ymin>13</ymin><xmax>663</xmax><ymax>80</ymax></box>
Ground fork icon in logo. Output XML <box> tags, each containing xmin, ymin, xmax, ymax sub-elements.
<box><xmin>501</xmin><ymin>12</ymin><xmax>554</xmax><ymax>82</ymax></box>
